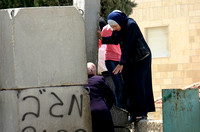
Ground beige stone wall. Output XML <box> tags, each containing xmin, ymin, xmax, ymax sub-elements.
<box><xmin>130</xmin><ymin>0</ymin><xmax>200</xmax><ymax>99</ymax></box>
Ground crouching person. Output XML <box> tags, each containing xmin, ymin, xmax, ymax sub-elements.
<box><xmin>85</xmin><ymin>62</ymin><xmax>115</xmax><ymax>132</ymax></box>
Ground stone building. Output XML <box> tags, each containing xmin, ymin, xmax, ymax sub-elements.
<box><xmin>130</xmin><ymin>0</ymin><xmax>200</xmax><ymax>99</ymax></box>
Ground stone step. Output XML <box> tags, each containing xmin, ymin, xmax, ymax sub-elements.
<box><xmin>115</xmin><ymin>127</ymin><xmax>131</xmax><ymax>132</ymax></box>
<box><xmin>110</xmin><ymin>105</ymin><xmax>131</xmax><ymax>132</ymax></box>
<box><xmin>111</xmin><ymin>105</ymin><xmax>163</xmax><ymax>132</ymax></box>
<box><xmin>130</xmin><ymin>119</ymin><xmax>163</xmax><ymax>132</ymax></box>
<box><xmin>111</xmin><ymin>105</ymin><xmax>129</xmax><ymax>126</ymax></box>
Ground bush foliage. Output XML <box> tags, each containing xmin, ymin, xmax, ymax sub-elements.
<box><xmin>100</xmin><ymin>0</ymin><xmax>136</xmax><ymax>21</ymax></box>
<box><xmin>0</xmin><ymin>0</ymin><xmax>73</xmax><ymax>9</ymax></box>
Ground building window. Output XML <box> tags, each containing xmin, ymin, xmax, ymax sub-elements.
<box><xmin>146</xmin><ymin>26</ymin><xmax>169</xmax><ymax>58</ymax></box>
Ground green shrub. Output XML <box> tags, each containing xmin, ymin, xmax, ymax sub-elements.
<box><xmin>0</xmin><ymin>0</ymin><xmax>73</xmax><ymax>9</ymax></box>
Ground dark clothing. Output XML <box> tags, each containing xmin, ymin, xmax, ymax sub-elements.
<box><xmin>85</xmin><ymin>75</ymin><xmax>115</xmax><ymax>132</ymax></box>
<box><xmin>123</xmin><ymin>55</ymin><xmax>155</xmax><ymax>117</ymax></box>
<box><xmin>105</xmin><ymin>60</ymin><xmax>125</xmax><ymax>108</ymax></box>
<box><xmin>99</xmin><ymin>17</ymin><xmax>107</xmax><ymax>31</ymax></box>
<box><xmin>102</xmin><ymin>18</ymin><xmax>155</xmax><ymax>117</ymax></box>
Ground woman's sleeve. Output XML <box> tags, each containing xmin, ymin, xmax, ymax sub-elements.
<box><xmin>102</xmin><ymin>31</ymin><xmax>119</xmax><ymax>45</ymax></box>
<box><xmin>119</xmin><ymin>22</ymin><xmax>138</xmax><ymax>65</ymax></box>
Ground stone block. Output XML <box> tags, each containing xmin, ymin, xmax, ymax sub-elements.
<box><xmin>0</xmin><ymin>86</ymin><xmax>92</xmax><ymax>132</ymax></box>
<box><xmin>102</xmin><ymin>71</ymin><xmax>115</xmax><ymax>92</ymax></box>
<box><xmin>73</xmin><ymin>0</ymin><xmax>100</xmax><ymax>64</ymax></box>
<box><xmin>132</xmin><ymin>120</ymin><xmax>163</xmax><ymax>132</ymax></box>
<box><xmin>115</xmin><ymin>127</ymin><xmax>131</xmax><ymax>132</ymax></box>
<box><xmin>111</xmin><ymin>105</ymin><xmax>129</xmax><ymax>126</ymax></box>
<box><xmin>0</xmin><ymin>6</ymin><xmax>87</xmax><ymax>89</ymax></box>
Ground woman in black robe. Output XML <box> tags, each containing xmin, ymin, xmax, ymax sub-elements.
<box><xmin>98</xmin><ymin>10</ymin><xmax>155</xmax><ymax>122</ymax></box>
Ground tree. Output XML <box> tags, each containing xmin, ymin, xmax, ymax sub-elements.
<box><xmin>0</xmin><ymin>0</ymin><xmax>73</xmax><ymax>9</ymax></box>
<box><xmin>100</xmin><ymin>0</ymin><xmax>137</xmax><ymax>21</ymax></box>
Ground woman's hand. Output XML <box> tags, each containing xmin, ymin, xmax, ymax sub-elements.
<box><xmin>113</xmin><ymin>64</ymin><xmax>123</xmax><ymax>75</ymax></box>
<box><xmin>97</xmin><ymin>30</ymin><xmax>102</xmax><ymax>40</ymax></box>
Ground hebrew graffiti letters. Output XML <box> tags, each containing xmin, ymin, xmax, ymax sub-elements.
<box><xmin>49</xmin><ymin>92</ymin><xmax>64</xmax><ymax>118</ymax></box>
<box><xmin>22</xmin><ymin>96</ymin><xmax>40</xmax><ymax>121</ymax></box>
<box><xmin>68</xmin><ymin>94</ymin><xmax>83</xmax><ymax>117</ymax></box>
<box><xmin>75</xmin><ymin>129</ymin><xmax>86</xmax><ymax>132</ymax></box>
<box><xmin>20</xmin><ymin>89</ymin><xmax>87</xmax><ymax>131</ymax></box>
<box><xmin>22</xmin><ymin>126</ymin><xmax>36</xmax><ymax>132</ymax></box>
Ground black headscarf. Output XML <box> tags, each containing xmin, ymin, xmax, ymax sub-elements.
<box><xmin>99</xmin><ymin>17</ymin><xmax>107</xmax><ymax>31</ymax></box>
<box><xmin>107</xmin><ymin>10</ymin><xmax>128</xmax><ymax>30</ymax></box>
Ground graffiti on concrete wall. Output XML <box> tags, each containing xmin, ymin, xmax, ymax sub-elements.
<box><xmin>20</xmin><ymin>88</ymin><xmax>87</xmax><ymax>132</ymax></box>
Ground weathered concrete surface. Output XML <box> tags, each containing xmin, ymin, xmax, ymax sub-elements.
<box><xmin>0</xmin><ymin>6</ymin><xmax>87</xmax><ymax>89</ymax></box>
<box><xmin>115</xmin><ymin>127</ymin><xmax>131</xmax><ymax>132</ymax></box>
<box><xmin>73</xmin><ymin>0</ymin><xmax>100</xmax><ymax>65</ymax></box>
<box><xmin>111</xmin><ymin>105</ymin><xmax>129</xmax><ymax>126</ymax></box>
<box><xmin>111</xmin><ymin>105</ymin><xmax>129</xmax><ymax>132</ymax></box>
<box><xmin>0</xmin><ymin>86</ymin><xmax>92</xmax><ymax>132</ymax></box>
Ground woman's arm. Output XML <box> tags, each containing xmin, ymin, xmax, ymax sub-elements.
<box><xmin>101</xmin><ymin>31</ymin><xmax>119</xmax><ymax>45</ymax></box>
<box><xmin>112</xmin><ymin>20</ymin><xmax>138</xmax><ymax>74</ymax></box>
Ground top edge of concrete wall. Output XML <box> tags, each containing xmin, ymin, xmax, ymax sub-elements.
<box><xmin>0</xmin><ymin>6</ymin><xmax>84</xmax><ymax>20</ymax></box>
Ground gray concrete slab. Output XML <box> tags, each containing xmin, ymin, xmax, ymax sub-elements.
<box><xmin>111</xmin><ymin>105</ymin><xmax>129</xmax><ymax>127</ymax></box>
<box><xmin>132</xmin><ymin>120</ymin><xmax>163</xmax><ymax>132</ymax></box>
<box><xmin>73</xmin><ymin>0</ymin><xmax>100</xmax><ymax>65</ymax></box>
<box><xmin>0</xmin><ymin>6</ymin><xmax>87</xmax><ymax>89</ymax></box>
<box><xmin>0</xmin><ymin>86</ymin><xmax>92</xmax><ymax>132</ymax></box>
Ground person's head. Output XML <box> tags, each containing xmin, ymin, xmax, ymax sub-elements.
<box><xmin>107</xmin><ymin>10</ymin><xmax>128</xmax><ymax>31</ymax></box>
<box><xmin>87</xmin><ymin>62</ymin><xmax>97</xmax><ymax>76</ymax></box>
<box><xmin>99</xmin><ymin>17</ymin><xmax>107</xmax><ymax>31</ymax></box>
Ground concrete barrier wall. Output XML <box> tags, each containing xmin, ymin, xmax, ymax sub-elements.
<box><xmin>0</xmin><ymin>86</ymin><xmax>92</xmax><ymax>132</ymax></box>
<box><xmin>0</xmin><ymin>6</ymin><xmax>87</xmax><ymax>89</ymax></box>
<box><xmin>73</xmin><ymin>0</ymin><xmax>100</xmax><ymax>65</ymax></box>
